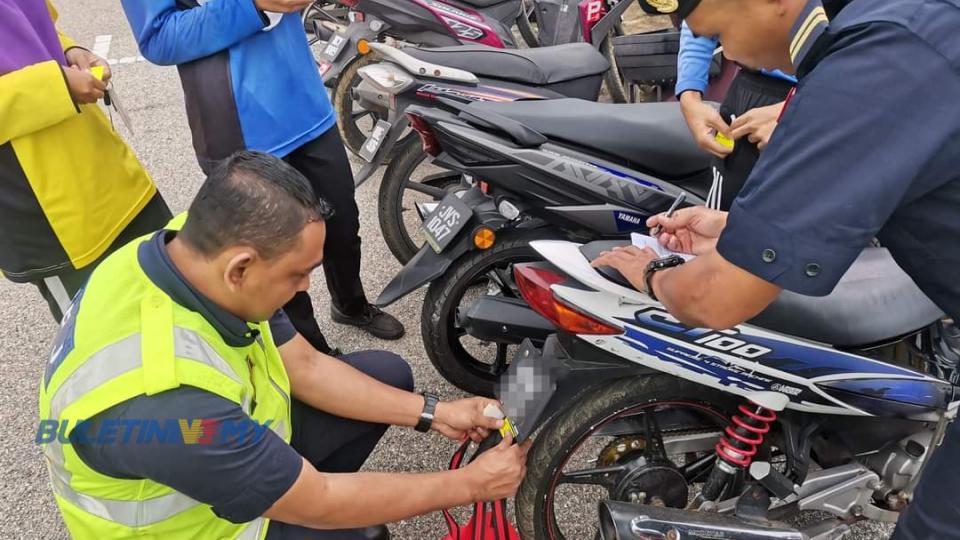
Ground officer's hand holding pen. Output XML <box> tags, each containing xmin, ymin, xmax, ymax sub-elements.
<box><xmin>647</xmin><ymin>205</ymin><xmax>728</xmax><ymax>256</ymax></box>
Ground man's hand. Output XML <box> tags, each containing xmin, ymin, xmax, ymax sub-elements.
<box><xmin>63</xmin><ymin>66</ymin><xmax>106</xmax><ymax>104</ymax></box>
<box><xmin>646</xmin><ymin>206</ymin><xmax>728</xmax><ymax>255</ymax></box>
<box><xmin>730</xmin><ymin>102</ymin><xmax>784</xmax><ymax>150</ymax></box>
<box><xmin>465</xmin><ymin>433</ymin><xmax>531</xmax><ymax>501</ymax></box>
<box><xmin>433</xmin><ymin>397</ymin><xmax>504</xmax><ymax>443</ymax></box>
<box><xmin>590</xmin><ymin>246</ymin><xmax>658</xmax><ymax>291</ymax></box>
<box><xmin>679</xmin><ymin>91</ymin><xmax>733</xmax><ymax>158</ymax></box>
<box><xmin>254</xmin><ymin>0</ymin><xmax>313</xmax><ymax>12</ymax></box>
<box><xmin>65</xmin><ymin>47</ymin><xmax>111</xmax><ymax>82</ymax></box>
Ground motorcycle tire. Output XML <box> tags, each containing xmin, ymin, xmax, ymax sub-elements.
<box><xmin>516</xmin><ymin>375</ymin><xmax>737</xmax><ymax>540</ymax></box>
<box><xmin>601</xmin><ymin>28</ymin><xmax>630</xmax><ymax>103</ymax></box>
<box><xmin>379</xmin><ymin>137</ymin><xmax>462</xmax><ymax>264</ymax></box>
<box><xmin>516</xmin><ymin>0</ymin><xmax>540</xmax><ymax>48</ymax></box>
<box><xmin>421</xmin><ymin>230</ymin><xmax>557</xmax><ymax>397</ymax></box>
<box><xmin>333</xmin><ymin>55</ymin><xmax>399</xmax><ymax>160</ymax></box>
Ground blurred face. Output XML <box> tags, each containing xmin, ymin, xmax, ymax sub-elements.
<box><xmin>220</xmin><ymin>221</ymin><xmax>327</xmax><ymax>322</ymax></box>
<box><xmin>686</xmin><ymin>0</ymin><xmax>797</xmax><ymax>73</ymax></box>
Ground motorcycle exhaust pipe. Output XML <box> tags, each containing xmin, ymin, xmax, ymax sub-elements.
<box><xmin>598</xmin><ymin>501</ymin><xmax>806</xmax><ymax>540</ymax></box>
<box><xmin>457</xmin><ymin>296</ymin><xmax>554</xmax><ymax>344</ymax></box>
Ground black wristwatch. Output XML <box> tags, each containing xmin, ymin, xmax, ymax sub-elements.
<box><xmin>415</xmin><ymin>392</ymin><xmax>439</xmax><ymax>433</ymax></box>
<box><xmin>644</xmin><ymin>255</ymin><xmax>686</xmax><ymax>301</ymax></box>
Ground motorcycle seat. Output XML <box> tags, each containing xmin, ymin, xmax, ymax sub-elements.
<box><xmin>456</xmin><ymin>0</ymin><xmax>508</xmax><ymax>7</ymax></box>
<box><xmin>405</xmin><ymin>43</ymin><xmax>610</xmax><ymax>86</ymax></box>
<box><xmin>464</xmin><ymin>99</ymin><xmax>711</xmax><ymax>179</ymax></box>
<box><xmin>751</xmin><ymin>247</ymin><xmax>943</xmax><ymax>347</ymax></box>
<box><xmin>582</xmin><ymin>241</ymin><xmax>943</xmax><ymax>347</ymax></box>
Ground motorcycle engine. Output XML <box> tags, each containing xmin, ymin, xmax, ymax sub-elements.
<box><xmin>864</xmin><ymin>431</ymin><xmax>933</xmax><ymax>503</ymax></box>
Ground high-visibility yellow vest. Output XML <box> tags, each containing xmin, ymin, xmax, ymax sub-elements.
<box><xmin>38</xmin><ymin>226</ymin><xmax>292</xmax><ymax>539</ymax></box>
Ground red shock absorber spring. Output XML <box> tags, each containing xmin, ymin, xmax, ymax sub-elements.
<box><xmin>715</xmin><ymin>402</ymin><xmax>777</xmax><ymax>468</ymax></box>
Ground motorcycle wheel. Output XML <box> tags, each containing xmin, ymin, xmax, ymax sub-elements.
<box><xmin>516</xmin><ymin>375</ymin><xmax>739</xmax><ymax>540</ymax></box>
<box><xmin>601</xmin><ymin>27</ymin><xmax>630</xmax><ymax>103</ymax></box>
<box><xmin>516</xmin><ymin>0</ymin><xmax>540</xmax><ymax>48</ymax></box>
<box><xmin>421</xmin><ymin>230</ymin><xmax>557</xmax><ymax>397</ymax></box>
<box><xmin>333</xmin><ymin>55</ymin><xmax>404</xmax><ymax>160</ymax></box>
<box><xmin>379</xmin><ymin>137</ymin><xmax>464</xmax><ymax>264</ymax></box>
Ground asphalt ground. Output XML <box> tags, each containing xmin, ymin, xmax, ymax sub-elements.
<box><xmin>0</xmin><ymin>3</ymin><xmax>891</xmax><ymax>539</ymax></box>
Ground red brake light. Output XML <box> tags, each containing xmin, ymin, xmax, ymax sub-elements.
<box><xmin>407</xmin><ymin>113</ymin><xmax>440</xmax><ymax>157</ymax></box>
<box><xmin>514</xmin><ymin>264</ymin><xmax>622</xmax><ymax>335</ymax></box>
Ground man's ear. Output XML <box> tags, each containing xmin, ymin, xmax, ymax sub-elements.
<box><xmin>223</xmin><ymin>249</ymin><xmax>258</xmax><ymax>293</ymax></box>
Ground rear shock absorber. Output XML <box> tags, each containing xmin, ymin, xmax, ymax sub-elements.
<box><xmin>693</xmin><ymin>393</ymin><xmax>788</xmax><ymax>507</ymax></box>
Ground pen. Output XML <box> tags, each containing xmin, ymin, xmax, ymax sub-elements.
<box><xmin>650</xmin><ymin>191</ymin><xmax>686</xmax><ymax>237</ymax></box>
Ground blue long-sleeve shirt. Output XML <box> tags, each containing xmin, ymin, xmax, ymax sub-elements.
<box><xmin>676</xmin><ymin>22</ymin><xmax>797</xmax><ymax>96</ymax></box>
<box><xmin>121</xmin><ymin>0</ymin><xmax>336</xmax><ymax>171</ymax></box>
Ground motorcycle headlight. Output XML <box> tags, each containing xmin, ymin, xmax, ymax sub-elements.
<box><xmin>358</xmin><ymin>63</ymin><xmax>415</xmax><ymax>95</ymax></box>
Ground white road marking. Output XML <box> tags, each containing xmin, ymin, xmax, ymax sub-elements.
<box><xmin>91</xmin><ymin>34</ymin><xmax>112</xmax><ymax>58</ymax></box>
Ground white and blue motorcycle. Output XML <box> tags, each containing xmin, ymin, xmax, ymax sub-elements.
<box><xmin>499</xmin><ymin>238</ymin><xmax>960</xmax><ymax>539</ymax></box>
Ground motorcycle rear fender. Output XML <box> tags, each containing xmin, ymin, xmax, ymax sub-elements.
<box><xmin>374</xmin><ymin>187</ymin><xmax>504</xmax><ymax>306</ymax></box>
<box><xmin>321</xmin><ymin>20</ymin><xmax>384</xmax><ymax>85</ymax></box>
<box><xmin>506</xmin><ymin>335</ymin><xmax>653</xmax><ymax>436</ymax></box>
<box><xmin>354</xmin><ymin>114</ymin><xmax>411</xmax><ymax>187</ymax></box>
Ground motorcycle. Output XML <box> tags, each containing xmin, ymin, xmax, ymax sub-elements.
<box><xmin>310</xmin><ymin>0</ymin><xmax>641</xmax><ymax>156</ymax></box>
<box><xmin>347</xmin><ymin>40</ymin><xmax>611</xmax><ymax>248</ymax></box>
<box><xmin>500</xmin><ymin>237</ymin><xmax>955</xmax><ymax>538</ymax></box>
<box><xmin>374</xmin><ymin>98</ymin><xmax>713</xmax><ymax>395</ymax></box>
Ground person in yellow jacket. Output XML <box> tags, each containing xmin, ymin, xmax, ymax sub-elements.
<box><xmin>1</xmin><ymin>0</ymin><xmax>171</xmax><ymax>321</ymax></box>
<box><xmin>39</xmin><ymin>151</ymin><xmax>529</xmax><ymax>539</ymax></box>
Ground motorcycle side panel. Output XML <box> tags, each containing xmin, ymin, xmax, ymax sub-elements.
<box><xmin>530</xmin><ymin>240</ymin><xmax>947</xmax><ymax>418</ymax></box>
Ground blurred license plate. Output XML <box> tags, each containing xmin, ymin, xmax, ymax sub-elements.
<box><xmin>321</xmin><ymin>32</ymin><xmax>348</xmax><ymax>62</ymax></box>
<box><xmin>422</xmin><ymin>193</ymin><xmax>471</xmax><ymax>253</ymax></box>
<box><xmin>359</xmin><ymin>120</ymin><xmax>391</xmax><ymax>162</ymax></box>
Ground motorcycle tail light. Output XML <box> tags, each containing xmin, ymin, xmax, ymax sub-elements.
<box><xmin>578</xmin><ymin>0</ymin><xmax>606</xmax><ymax>43</ymax></box>
<box><xmin>514</xmin><ymin>264</ymin><xmax>622</xmax><ymax>335</ymax></box>
<box><xmin>407</xmin><ymin>113</ymin><xmax>441</xmax><ymax>157</ymax></box>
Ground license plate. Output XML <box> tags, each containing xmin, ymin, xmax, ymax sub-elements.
<box><xmin>359</xmin><ymin>120</ymin><xmax>391</xmax><ymax>163</ymax></box>
<box><xmin>321</xmin><ymin>32</ymin><xmax>348</xmax><ymax>62</ymax></box>
<box><xmin>422</xmin><ymin>193</ymin><xmax>472</xmax><ymax>253</ymax></box>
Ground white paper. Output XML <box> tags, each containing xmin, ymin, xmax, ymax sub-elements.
<box><xmin>631</xmin><ymin>233</ymin><xmax>695</xmax><ymax>262</ymax></box>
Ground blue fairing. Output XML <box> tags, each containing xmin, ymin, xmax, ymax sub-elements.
<box><xmin>743</xmin><ymin>333</ymin><xmax>922</xmax><ymax>379</ymax></box>
<box><xmin>818</xmin><ymin>379</ymin><xmax>953</xmax><ymax>410</ymax></box>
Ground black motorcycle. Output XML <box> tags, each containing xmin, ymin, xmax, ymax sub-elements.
<box><xmin>346</xmin><ymin>41</ymin><xmax>611</xmax><ymax>257</ymax></box>
<box><xmin>374</xmin><ymin>98</ymin><xmax>713</xmax><ymax>395</ymax></box>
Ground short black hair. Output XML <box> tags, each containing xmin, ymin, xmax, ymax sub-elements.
<box><xmin>180</xmin><ymin>151</ymin><xmax>334</xmax><ymax>260</ymax></box>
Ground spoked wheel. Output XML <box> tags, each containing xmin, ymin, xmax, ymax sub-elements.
<box><xmin>334</xmin><ymin>55</ymin><xmax>389</xmax><ymax>158</ymax></box>
<box><xmin>517</xmin><ymin>375</ymin><xmax>739</xmax><ymax>540</ymax></box>
<box><xmin>334</xmin><ymin>56</ymin><xmax>416</xmax><ymax>160</ymax></box>
<box><xmin>378</xmin><ymin>137</ymin><xmax>465</xmax><ymax>264</ymax></box>
<box><xmin>421</xmin><ymin>231</ymin><xmax>556</xmax><ymax>397</ymax></box>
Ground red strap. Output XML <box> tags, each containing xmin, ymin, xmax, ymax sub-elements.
<box><xmin>443</xmin><ymin>441</ymin><xmax>472</xmax><ymax>539</ymax></box>
<box><xmin>492</xmin><ymin>499</ymin><xmax>509</xmax><ymax>540</ymax></box>
<box><xmin>473</xmin><ymin>502</ymin><xmax>487</xmax><ymax>540</ymax></box>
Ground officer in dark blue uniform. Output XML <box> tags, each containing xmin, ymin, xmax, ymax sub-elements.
<box><xmin>598</xmin><ymin>0</ymin><xmax>960</xmax><ymax>536</ymax></box>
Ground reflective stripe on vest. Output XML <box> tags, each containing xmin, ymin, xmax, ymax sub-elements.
<box><xmin>43</xmin><ymin>326</ymin><xmax>254</xmax><ymax>529</ymax></box>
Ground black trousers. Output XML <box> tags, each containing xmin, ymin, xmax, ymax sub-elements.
<box><xmin>266</xmin><ymin>350</ymin><xmax>415</xmax><ymax>539</ymax></box>
<box><xmin>32</xmin><ymin>193</ymin><xmax>172</xmax><ymax>322</ymax></box>
<box><xmin>282</xmin><ymin>127</ymin><xmax>369</xmax><ymax>353</ymax></box>
<box><xmin>890</xmin><ymin>417</ymin><xmax>960</xmax><ymax>539</ymax></box>
<box><xmin>710</xmin><ymin>70</ymin><xmax>795</xmax><ymax>211</ymax></box>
